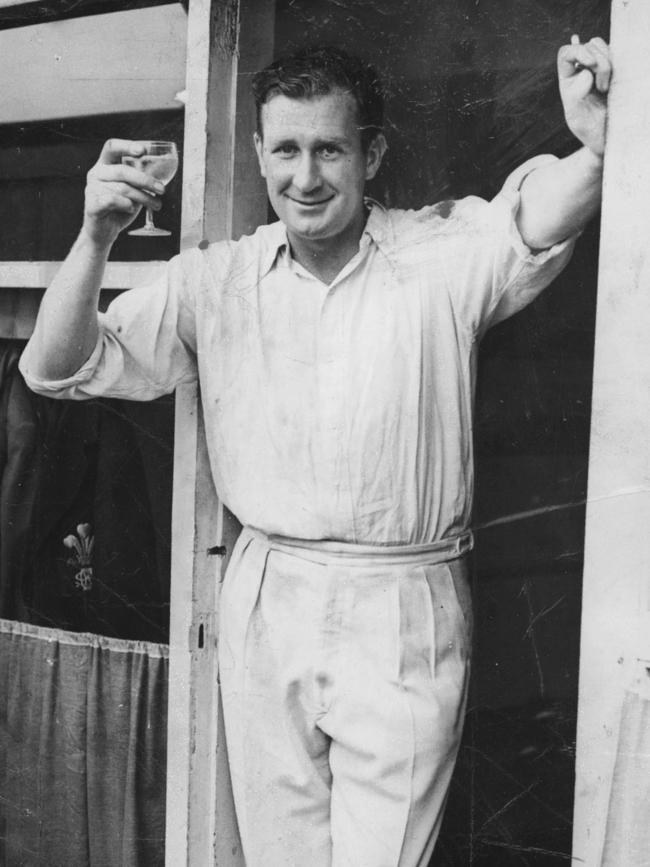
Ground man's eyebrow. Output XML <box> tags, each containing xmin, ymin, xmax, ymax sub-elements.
<box><xmin>266</xmin><ymin>133</ymin><xmax>352</xmax><ymax>149</ymax></box>
<box><xmin>312</xmin><ymin>134</ymin><xmax>351</xmax><ymax>148</ymax></box>
<box><xmin>268</xmin><ymin>135</ymin><xmax>298</xmax><ymax>145</ymax></box>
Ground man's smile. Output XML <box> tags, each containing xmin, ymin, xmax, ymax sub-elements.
<box><xmin>287</xmin><ymin>195</ymin><xmax>335</xmax><ymax>207</ymax></box>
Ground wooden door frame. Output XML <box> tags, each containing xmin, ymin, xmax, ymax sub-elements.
<box><xmin>165</xmin><ymin>1</ymin><xmax>274</xmax><ymax>864</ymax></box>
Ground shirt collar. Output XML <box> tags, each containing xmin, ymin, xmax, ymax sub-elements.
<box><xmin>258</xmin><ymin>199</ymin><xmax>394</xmax><ymax>280</ymax></box>
<box><xmin>362</xmin><ymin>197</ymin><xmax>394</xmax><ymax>252</ymax></box>
<box><xmin>259</xmin><ymin>220</ymin><xmax>289</xmax><ymax>278</ymax></box>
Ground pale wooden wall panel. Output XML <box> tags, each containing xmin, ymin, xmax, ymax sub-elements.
<box><xmin>573</xmin><ymin>1</ymin><xmax>650</xmax><ymax>863</ymax></box>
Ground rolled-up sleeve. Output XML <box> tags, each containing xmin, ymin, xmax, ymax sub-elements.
<box><xmin>20</xmin><ymin>249</ymin><xmax>202</xmax><ymax>401</ymax></box>
<box><xmin>440</xmin><ymin>154</ymin><xmax>577</xmax><ymax>337</ymax></box>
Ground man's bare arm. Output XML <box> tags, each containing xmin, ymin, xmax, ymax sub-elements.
<box><xmin>517</xmin><ymin>37</ymin><xmax>611</xmax><ymax>250</ymax></box>
<box><xmin>28</xmin><ymin>139</ymin><xmax>165</xmax><ymax>380</ymax></box>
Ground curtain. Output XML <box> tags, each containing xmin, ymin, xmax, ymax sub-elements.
<box><xmin>0</xmin><ymin>339</ymin><xmax>174</xmax><ymax>642</ymax></box>
<box><xmin>601</xmin><ymin>676</ymin><xmax>650</xmax><ymax>866</ymax></box>
<box><xmin>0</xmin><ymin>342</ymin><xmax>37</xmax><ymax>622</ymax></box>
<box><xmin>0</xmin><ymin>619</ymin><xmax>168</xmax><ymax>867</ymax></box>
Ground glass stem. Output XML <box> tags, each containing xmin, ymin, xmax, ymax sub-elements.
<box><xmin>144</xmin><ymin>207</ymin><xmax>156</xmax><ymax>230</ymax></box>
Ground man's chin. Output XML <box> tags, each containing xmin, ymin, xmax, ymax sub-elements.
<box><xmin>279</xmin><ymin>201</ymin><xmax>336</xmax><ymax>232</ymax></box>
<box><xmin>286</xmin><ymin>218</ymin><xmax>332</xmax><ymax>241</ymax></box>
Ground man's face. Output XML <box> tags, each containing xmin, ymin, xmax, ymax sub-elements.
<box><xmin>254</xmin><ymin>90</ymin><xmax>385</xmax><ymax>249</ymax></box>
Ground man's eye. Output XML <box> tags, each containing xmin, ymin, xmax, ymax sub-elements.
<box><xmin>319</xmin><ymin>146</ymin><xmax>339</xmax><ymax>158</ymax></box>
<box><xmin>274</xmin><ymin>145</ymin><xmax>297</xmax><ymax>156</ymax></box>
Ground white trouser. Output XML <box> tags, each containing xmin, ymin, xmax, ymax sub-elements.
<box><xmin>218</xmin><ymin>527</ymin><xmax>473</xmax><ymax>867</ymax></box>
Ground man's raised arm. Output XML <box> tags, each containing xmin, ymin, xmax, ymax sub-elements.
<box><xmin>28</xmin><ymin>139</ymin><xmax>166</xmax><ymax>381</ymax></box>
<box><xmin>517</xmin><ymin>36</ymin><xmax>611</xmax><ymax>251</ymax></box>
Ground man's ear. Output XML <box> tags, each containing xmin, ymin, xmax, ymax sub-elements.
<box><xmin>365</xmin><ymin>133</ymin><xmax>387</xmax><ymax>181</ymax></box>
<box><xmin>253</xmin><ymin>131</ymin><xmax>266</xmax><ymax>178</ymax></box>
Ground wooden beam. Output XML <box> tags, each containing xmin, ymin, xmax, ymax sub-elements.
<box><xmin>167</xmin><ymin>386</ymin><xmax>232</xmax><ymax>865</ymax></box>
<box><xmin>573</xmin><ymin>2</ymin><xmax>650</xmax><ymax>863</ymax></box>
<box><xmin>166</xmin><ymin>0</ymin><xmax>241</xmax><ymax>858</ymax></box>
<box><xmin>0</xmin><ymin>263</ymin><xmax>168</xmax><ymax>338</ymax></box>
<box><xmin>166</xmin><ymin>1</ymin><xmax>274</xmax><ymax>864</ymax></box>
<box><xmin>179</xmin><ymin>0</ymin><xmax>238</xmax><ymax>249</ymax></box>
<box><xmin>0</xmin><ymin>261</ymin><xmax>165</xmax><ymax>289</ymax></box>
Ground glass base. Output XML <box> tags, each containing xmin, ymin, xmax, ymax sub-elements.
<box><xmin>128</xmin><ymin>226</ymin><xmax>171</xmax><ymax>237</ymax></box>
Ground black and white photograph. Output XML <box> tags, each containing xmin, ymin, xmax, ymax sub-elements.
<box><xmin>0</xmin><ymin>1</ymin><xmax>644</xmax><ymax>865</ymax></box>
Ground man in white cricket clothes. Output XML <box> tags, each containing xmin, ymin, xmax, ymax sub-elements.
<box><xmin>20</xmin><ymin>35</ymin><xmax>610</xmax><ymax>867</ymax></box>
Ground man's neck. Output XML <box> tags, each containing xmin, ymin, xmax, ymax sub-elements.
<box><xmin>286</xmin><ymin>209</ymin><xmax>369</xmax><ymax>286</ymax></box>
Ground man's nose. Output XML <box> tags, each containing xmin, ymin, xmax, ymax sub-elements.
<box><xmin>292</xmin><ymin>153</ymin><xmax>320</xmax><ymax>193</ymax></box>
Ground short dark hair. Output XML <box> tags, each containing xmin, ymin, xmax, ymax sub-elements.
<box><xmin>251</xmin><ymin>46</ymin><xmax>384</xmax><ymax>151</ymax></box>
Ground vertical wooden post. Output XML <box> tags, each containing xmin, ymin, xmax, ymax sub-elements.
<box><xmin>165</xmin><ymin>1</ymin><xmax>275</xmax><ymax>864</ymax></box>
<box><xmin>573</xmin><ymin>2</ymin><xmax>650</xmax><ymax>863</ymax></box>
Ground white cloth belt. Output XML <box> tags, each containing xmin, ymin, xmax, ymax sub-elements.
<box><xmin>247</xmin><ymin>527</ymin><xmax>474</xmax><ymax>567</ymax></box>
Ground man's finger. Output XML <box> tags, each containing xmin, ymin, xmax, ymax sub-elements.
<box><xmin>89</xmin><ymin>184</ymin><xmax>165</xmax><ymax>220</ymax></box>
<box><xmin>558</xmin><ymin>50</ymin><xmax>609</xmax><ymax>98</ymax></box>
<box><xmin>588</xmin><ymin>36</ymin><xmax>610</xmax><ymax>55</ymax></box>
<box><xmin>94</xmin><ymin>163</ymin><xmax>165</xmax><ymax>196</ymax></box>
<box><xmin>557</xmin><ymin>40</ymin><xmax>598</xmax><ymax>73</ymax></box>
<box><xmin>558</xmin><ymin>38</ymin><xmax>612</xmax><ymax>92</ymax></box>
<box><xmin>558</xmin><ymin>43</ymin><xmax>582</xmax><ymax>79</ymax></box>
<box><xmin>86</xmin><ymin>190</ymin><xmax>141</xmax><ymax>218</ymax></box>
<box><xmin>560</xmin><ymin>44</ymin><xmax>598</xmax><ymax>74</ymax></box>
<box><xmin>586</xmin><ymin>38</ymin><xmax>612</xmax><ymax>92</ymax></box>
<box><xmin>110</xmin><ymin>182</ymin><xmax>163</xmax><ymax>210</ymax></box>
<box><xmin>106</xmin><ymin>193</ymin><xmax>143</xmax><ymax>216</ymax></box>
<box><xmin>89</xmin><ymin>180</ymin><xmax>163</xmax><ymax>211</ymax></box>
<box><xmin>97</xmin><ymin>138</ymin><xmax>146</xmax><ymax>165</ymax></box>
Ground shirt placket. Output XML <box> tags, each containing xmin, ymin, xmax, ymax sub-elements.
<box><xmin>316</xmin><ymin>286</ymin><xmax>352</xmax><ymax>537</ymax></box>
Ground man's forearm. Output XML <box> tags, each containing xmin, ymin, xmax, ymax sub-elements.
<box><xmin>28</xmin><ymin>229</ymin><xmax>111</xmax><ymax>380</ymax></box>
<box><xmin>517</xmin><ymin>147</ymin><xmax>604</xmax><ymax>251</ymax></box>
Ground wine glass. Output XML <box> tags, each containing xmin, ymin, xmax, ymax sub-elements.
<box><xmin>121</xmin><ymin>141</ymin><xmax>179</xmax><ymax>237</ymax></box>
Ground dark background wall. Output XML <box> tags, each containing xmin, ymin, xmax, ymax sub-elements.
<box><xmin>271</xmin><ymin>1</ymin><xmax>609</xmax><ymax>864</ymax></box>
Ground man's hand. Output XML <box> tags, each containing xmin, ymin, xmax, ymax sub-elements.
<box><xmin>24</xmin><ymin>139</ymin><xmax>168</xmax><ymax>380</ymax></box>
<box><xmin>558</xmin><ymin>36</ymin><xmax>611</xmax><ymax>158</ymax></box>
<box><xmin>517</xmin><ymin>37</ymin><xmax>611</xmax><ymax>250</ymax></box>
<box><xmin>82</xmin><ymin>139</ymin><xmax>166</xmax><ymax>249</ymax></box>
